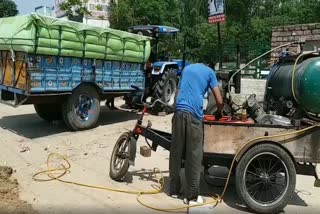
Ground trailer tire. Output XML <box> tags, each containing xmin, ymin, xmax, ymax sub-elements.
<box><xmin>34</xmin><ymin>104</ymin><xmax>62</xmax><ymax>121</ymax></box>
<box><xmin>109</xmin><ymin>132</ymin><xmax>130</xmax><ymax>181</ymax></box>
<box><xmin>62</xmin><ymin>85</ymin><xmax>100</xmax><ymax>131</ymax></box>
<box><xmin>152</xmin><ymin>69</ymin><xmax>178</xmax><ymax>113</ymax></box>
<box><xmin>236</xmin><ymin>144</ymin><xmax>296</xmax><ymax>214</ymax></box>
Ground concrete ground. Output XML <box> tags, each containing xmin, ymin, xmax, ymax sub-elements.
<box><xmin>0</xmin><ymin>100</ymin><xmax>320</xmax><ymax>214</ymax></box>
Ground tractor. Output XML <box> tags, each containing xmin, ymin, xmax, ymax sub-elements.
<box><xmin>124</xmin><ymin>25</ymin><xmax>190</xmax><ymax>113</ymax></box>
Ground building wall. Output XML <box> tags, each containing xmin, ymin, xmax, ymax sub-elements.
<box><xmin>35</xmin><ymin>6</ymin><xmax>55</xmax><ymax>17</ymax></box>
<box><xmin>231</xmin><ymin>79</ymin><xmax>267</xmax><ymax>104</ymax></box>
<box><xmin>271</xmin><ymin>23</ymin><xmax>320</xmax><ymax>56</ymax></box>
<box><xmin>84</xmin><ymin>18</ymin><xmax>110</xmax><ymax>28</ymax></box>
<box><xmin>54</xmin><ymin>0</ymin><xmax>67</xmax><ymax>18</ymax></box>
<box><xmin>86</xmin><ymin>0</ymin><xmax>110</xmax><ymax>19</ymax></box>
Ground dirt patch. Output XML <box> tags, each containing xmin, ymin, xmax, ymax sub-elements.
<box><xmin>0</xmin><ymin>166</ymin><xmax>37</xmax><ymax>214</ymax></box>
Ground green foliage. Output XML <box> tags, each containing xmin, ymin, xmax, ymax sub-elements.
<box><xmin>62</xmin><ymin>0</ymin><xmax>320</xmax><ymax>63</ymax></box>
<box><xmin>108</xmin><ymin>0</ymin><xmax>135</xmax><ymax>30</ymax></box>
<box><xmin>59</xmin><ymin>0</ymin><xmax>91</xmax><ymax>19</ymax></box>
<box><xmin>0</xmin><ymin>0</ymin><xmax>18</xmax><ymax>18</ymax></box>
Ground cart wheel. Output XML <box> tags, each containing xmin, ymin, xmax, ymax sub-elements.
<box><xmin>236</xmin><ymin>144</ymin><xmax>296</xmax><ymax>214</ymax></box>
<box><xmin>109</xmin><ymin>132</ymin><xmax>131</xmax><ymax>181</ymax></box>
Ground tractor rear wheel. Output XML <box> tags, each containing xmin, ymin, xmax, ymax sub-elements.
<box><xmin>204</xmin><ymin>91</ymin><xmax>232</xmax><ymax>115</ymax></box>
<box><xmin>152</xmin><ymin>69</ymin><xmax>178</xmax><ymax>113</ymax></box>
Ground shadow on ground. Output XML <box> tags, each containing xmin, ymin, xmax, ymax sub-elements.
<box><xmin>0</xmin><ymin>107</ymin><xmax>139</xmax><ymax>139</ymax></box>
<box><xmin>124</xmin><ymin>167</ymin><xmax>309</xmax><ymax>213</ymax></box>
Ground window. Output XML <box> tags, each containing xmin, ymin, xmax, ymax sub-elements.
<box><xmin>89</xmin><ymin>4</ymin><xmax>95</xmax><ymax>10</ymax></box>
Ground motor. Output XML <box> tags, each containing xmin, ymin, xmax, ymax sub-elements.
<box><xmin>243</xmin><ymin>94</ymin><xmax>291</xmax><ymax>126</ymax></box>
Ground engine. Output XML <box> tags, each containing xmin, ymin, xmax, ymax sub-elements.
<box><xmin>243</xmin><ymin>53</ymin><xmax>320</xmax><ymax>125</ymax></box>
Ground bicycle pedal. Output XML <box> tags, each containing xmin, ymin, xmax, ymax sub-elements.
<box><xmin>314</xmin><ymin>179</ymin><xmax>320</xmax><ymax>187</ymax></box>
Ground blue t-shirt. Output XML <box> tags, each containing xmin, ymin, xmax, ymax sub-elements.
<box><xmin>175</xmin><ymin>63</ymin><xmax>219</xmax><ymax>120</ymax></box>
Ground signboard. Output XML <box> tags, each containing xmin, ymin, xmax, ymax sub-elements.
<box><xmin>208</xmin><ymin>0</ymin><xmax>226</xmax><ymax>24</ymax></box>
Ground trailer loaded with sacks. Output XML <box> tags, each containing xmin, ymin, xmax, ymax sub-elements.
<box><xmin>0</xmin><ymin>14</ymin><xmax>151</xmax><ymax>131</ymax></box>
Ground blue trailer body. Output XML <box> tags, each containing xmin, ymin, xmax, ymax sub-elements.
<box><xmin>0</xmin><ymin>51</ymin><xmax>145</xmax><ymax>98</ymax></box>
<box><xmin>27</xmin><ymin>54</ymin><xmax>145</xmax><ymax>93</ymax></box>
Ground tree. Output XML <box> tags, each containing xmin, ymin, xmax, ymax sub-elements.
<box><xmin>58</xmin><ymin>0</ymin><xmax>91</xmax><ymax>22</ymax></box>
<box><xmin>0</xmin><ymin>0</ymin><xmax>18</xmax><ymax>18</ymax></box>
<box><xmin>108</xmin><ymin>0</ymin><xmax>320</xmax><ymax>63</ymax></box>
<box><xmin>109</xmin><ymin>0</ymin><xmax>180</xmax><ymax>30</ymax></box>
<box><xmin>108</xmin><ymin>0</ymin><xmax>136</xmax><ymax>30</ymax></box>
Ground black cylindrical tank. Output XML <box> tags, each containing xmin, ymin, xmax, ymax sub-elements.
<box><xmin>267</xmin><ymin>56</ymin><xmax>320</xmax><ymax>115</ymax></box>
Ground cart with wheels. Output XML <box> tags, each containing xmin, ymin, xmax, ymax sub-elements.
<box><xmin>109</xmin><ymin>99</ymin><xmax>320</xmax><ymax>214</ymax></box>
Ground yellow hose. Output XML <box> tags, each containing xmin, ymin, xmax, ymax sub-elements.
<box><xmin>33</xmin><ymin>124</ymin><xmax>318</xmax><ymax>212</ymax></box>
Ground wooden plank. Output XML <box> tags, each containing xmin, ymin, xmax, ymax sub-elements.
<box><xmin>203</xmin><ymin>124</ymin><xmax>320</xmax><ymax>163</ymax></box>
<box><xmin>204</xmin><ymin>124</ymin><xmax>288</xmax><ymax>154</ymax></box>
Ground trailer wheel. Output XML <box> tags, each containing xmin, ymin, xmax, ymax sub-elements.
<box><xmin>109</xmin><ymin>132</ymin><xmax>130</xmax><ymax>181</ymax></box>
<box><xmin>236</xmin><ymin>144</ymin><xmax>296</xmax><ymax>214</ymax></box>
<box><xmin>152</xmin><ymin>69</ymin><xmax>178</xmax><ymax>113</ymax></box>
<box><xmin>34</xmin><ymin>104</ymin><xmax>62</xmax><ymax>121</ymax></box>
<box><xmin>62</xmin><ymin>85</ymin><xmax>100</xmax><ymax>131</ymax></box>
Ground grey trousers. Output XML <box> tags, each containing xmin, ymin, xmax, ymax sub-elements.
<box><xmin>169</xmin><ymin>110</ymin><xmax>204</xmax><ymax>200</ymax></box>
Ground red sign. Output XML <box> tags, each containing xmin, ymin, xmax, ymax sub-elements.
<box><xmin>208</xmin><ymin>14</ymin><xmax>226</xmax><ymax>24</ymax></box>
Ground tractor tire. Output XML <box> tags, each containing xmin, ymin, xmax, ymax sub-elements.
<box><xmin>62</xmin><ymin>84</ymin><xmax>100</xmax><ymax>131</ymax></box>
<box><xmin>204</xmin><ymin>91</ymin><xmax>232</xmax><ymax>115</ymax></box>
<box><xmin>34</xmin><ymin>104</ymin><xmax>62</xmax><ymax>122</ymax></box>
<box><xmin>236</xmin><ymin>144</ymin><xmax>296</xmax><ymax>214</ymax></box>
<box><xmin>205</xmin><ymin>102</ymin><xmax>232</xmax><ymax>116</ymax></box>
<box><xmin>109</xmin><ymin>132</ymin><xmax>131</xmax><ymax>181</ymax></box>
<box><xmin>152</xmin><ymin>69</ymin><xmax>178</xmax><ymax>113</ymax></box>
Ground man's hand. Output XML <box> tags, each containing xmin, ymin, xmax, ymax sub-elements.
<box><xmin>215</xmin><ymin>110</ymin><xmax>223</xmax><ymax>121</ymax></box>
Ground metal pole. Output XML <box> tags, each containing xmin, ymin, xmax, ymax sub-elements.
<box><xmin>217</xmin><ymin>22</ymin><xmax>222</xmax><ymax>71</ymax></box>
<box><xmin>236</xmin><ymin>44</ymin><xmax>240</xmax><ymax>69</ymax></box>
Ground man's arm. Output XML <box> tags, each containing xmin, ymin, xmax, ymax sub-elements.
<box><xmin>211</xmin><ymin>86</ymin><xmax>223</xmax><ymax>112</ymax></box>
<box><xmin>208</xmin><ymin>69</ymin><xmax>223</xmax><ymax>112</ymax></box>
<box><xmin>208</xmin><ymin>68</ymin><xmax>224</xmax><ymax>120</ymax></box>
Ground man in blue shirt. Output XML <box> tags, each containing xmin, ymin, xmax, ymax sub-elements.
<box><xmin>169</xmin><ymin>63</ymin><xmax>223</xmax><ymax>204</ymax></box>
